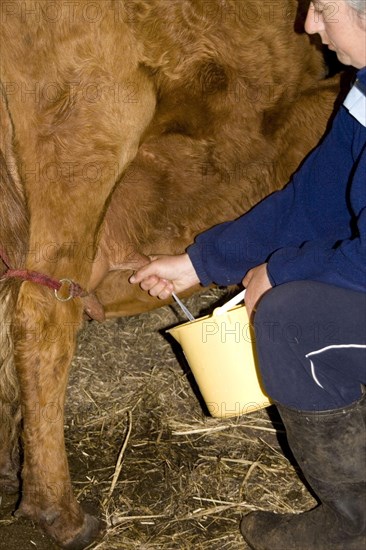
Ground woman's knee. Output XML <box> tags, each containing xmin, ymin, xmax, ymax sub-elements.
<box><xmin>254</xmin><ymin>281</ymin><xmax>308</xmax><ymax>327</ymax></box>
<box><xmin>253</xmin><ymin>281</ymin><xmax>318</xmax><ymax>352</ymax></box>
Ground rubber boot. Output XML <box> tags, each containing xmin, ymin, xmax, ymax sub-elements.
<box><xmin>240</xmin><ymin>394</ymin><xmax>366</xmax><ymax>550</ymax></box>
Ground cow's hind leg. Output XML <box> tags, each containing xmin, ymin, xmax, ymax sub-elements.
<box><xmin>13</xmin><ymin>287</ymin><xmax>100</xmax><ymax>549</ymax></box>
<box><xmin>0</xmin><ymin>91</ymin><xmax>29</xmax><ymax>496</ymax></box>
<box><xmin>9</xmin><ymin>66</ymin><xmax>155</xmax><ymax>550</ymax></box>
<box><xmin>0</xmin><ymin>284</ymin><xmax>21</xmax><ymax>494</ymax></box>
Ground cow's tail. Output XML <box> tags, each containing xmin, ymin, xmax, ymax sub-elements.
<box><xmin>0</xmin><ymin>82</ymin><xmax>29</xmax><ymax>485</ymax></box>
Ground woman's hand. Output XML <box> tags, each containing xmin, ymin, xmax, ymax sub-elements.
<box><xmin>242</xmin><ymin>263</ymin><xmax>272</xmax><ymax>319</ymax></box>
<box><xmin>129</xmin><ymin>253</ymin><xmax>200</xmax><ymax>300</ymax></box>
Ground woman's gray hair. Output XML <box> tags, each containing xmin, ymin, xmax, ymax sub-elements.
<box><xmin>345</xmin><ymin>0</ymin><xmax>366</xmax><ymax>14</ymax></box>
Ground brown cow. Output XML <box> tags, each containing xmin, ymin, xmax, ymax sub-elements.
<box><xmin>0</xmin><ymin>0</ymin><xmax>341</xmax><ymax>547</ymax></box>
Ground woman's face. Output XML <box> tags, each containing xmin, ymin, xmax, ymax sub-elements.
<box><xmin>305</xmin><ymin>1</ymin><xmax>366</xmax><ymax>68</ymax></box>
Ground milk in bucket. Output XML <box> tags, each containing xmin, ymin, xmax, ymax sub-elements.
<box><xmin>167</xmin><ymin>290</ymin><xmax>272</xmax><ymax>418</ymax></box>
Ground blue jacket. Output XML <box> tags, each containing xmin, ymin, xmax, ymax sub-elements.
<box><xmin>188</xmin><ymin>67</ymin><xmax>366</xmax><ymax>293</ymax></box>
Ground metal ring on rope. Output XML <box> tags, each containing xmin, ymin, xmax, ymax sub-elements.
<box><xmin>54</xmin><ymin>278</ymin><xmax>76</xmax><ymax>302</ymax></box>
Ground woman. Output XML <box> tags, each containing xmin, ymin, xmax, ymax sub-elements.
<box><xmin>130</xmin><ymin>1</ymin><xmax>366</xmax><ymax>548</ymax></box>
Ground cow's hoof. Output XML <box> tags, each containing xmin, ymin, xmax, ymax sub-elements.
<box><xmin>61</xmin><ymin>513</ymin><xmax>102</xmax><ymax>550</ymax></box>
<box><xmin>17</xmin><ymin>499</ymin><xmax>103</xmax><ymax>549</ymax></box>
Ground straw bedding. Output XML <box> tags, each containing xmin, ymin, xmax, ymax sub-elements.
<box><xmin>0</xmin><ymin>289</ymin><xmax>316</xmax><ymax>549</ymax></box>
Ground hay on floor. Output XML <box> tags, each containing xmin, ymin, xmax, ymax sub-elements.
<box><xmin>61</xmin><ymin>288</ymin><xmax>315</xmax><ymax>549</ymax></box>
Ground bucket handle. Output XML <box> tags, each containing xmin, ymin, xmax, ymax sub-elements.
<box><xmin>214</xmin><ymin>289</ymin><xmax>246</xmax><ymax>316</ymax></box>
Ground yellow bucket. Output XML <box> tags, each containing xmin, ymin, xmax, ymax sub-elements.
<box><xmin>167</xmin><ymin>294</ymin><xmax>272</xmax><ymax>418</ymax></box>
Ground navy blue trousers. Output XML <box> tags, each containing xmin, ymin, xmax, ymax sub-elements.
<box><xmin>254</xmin><ymin>281</ymin><xmax>366</xmax><ymax>411</ymax></box>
